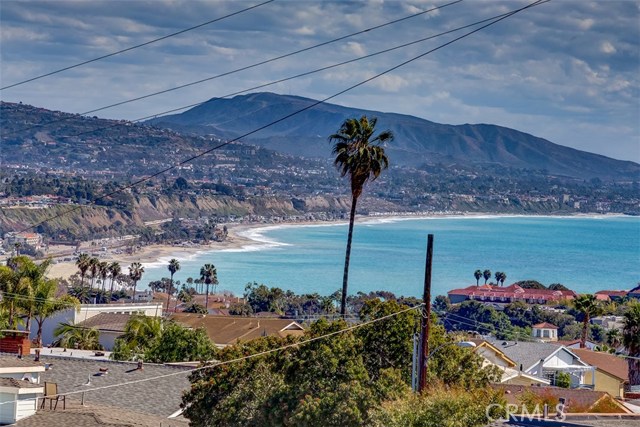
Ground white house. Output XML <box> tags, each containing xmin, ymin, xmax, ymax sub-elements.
<box><xmin>0</xmin><ymin>356</ymin><xmax>45</xmax><ymax>425</ymax></box>
<box><xmin>531</xmin><ymin>322</ymin><xmax>558</xmax><ymax>342</ymax></box>
<box><xmin>29</xmin><ymin>302</ymin><xmax>162</xmax><ymax>348</ymax></box>
<box><xmin>489</xmin><ymin>339</ymin><xmax>595</xmax><ymax>388</ymax></box>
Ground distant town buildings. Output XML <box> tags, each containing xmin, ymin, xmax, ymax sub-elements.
<box><xmin>3</xmin><ymin>231</ymin><xmax>43</xmax><ymax>251</ymax></box>
<box><xmin>447</xmin><ymin>284</ymin><xmax>577</xmax><ymax>305</ymax></box>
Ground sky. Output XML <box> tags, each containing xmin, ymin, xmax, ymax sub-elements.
<box><xmin>1</xmin><ymin>0</ymin><xmax>639</xmax><ymax>162</ymax></box>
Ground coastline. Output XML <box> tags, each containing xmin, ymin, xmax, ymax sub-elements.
<box><xmin>45</xmin><ymin>211</ymin><xmax>633</xmax><ymax>281</ymax></box>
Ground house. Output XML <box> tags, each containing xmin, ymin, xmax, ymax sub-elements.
<box><xmin>73</xmin><ymin>313</ymin><xmax>132</xmax><ymax>350</ymax></box>
<box><xmin>487</xmin><ymin>339</ymin><xmax>595</xmax><ymax>388</ymax></box>
<box><xmin>3</xmin><ymin>232</ymin><xmax>43</xmax><ymax>251</ymax></box>
<box><xmin>595</xmin><ymin>290</ymin><xmax>629</xmax><ymax>302</ymax></box>
<box><xmin>573</xmin><ymin>349</ymin><xmax>629</xmax><ymax>398</ymax></box>
<box><xmin>591</xmin><ymin>315</ymin><xmax>625</xmax><ymax>331</ymax></box>
<box><xmin>0</xmin><ymin>355</ymin><xmax>45</xmax><ymax>425</ymax></box>
<box><xmin>169</xmin><ymin>313</ymin><xmax>305</xmax><ymax>348</ymax></box>
<box><xmin>447</xmin><ymin>284</ymin><xmax>576</xmax><ymax>305</ymax></box>
<box><xmin>469</xmin><ymin>340</ymin><xmax>549</xmax><ymax>386</ymax></box>
<box><xmin>531</xmin><ymin>322</ymin><xmax>559</xmax><ymax>342</ymax></box>
<box><xmin>29</xmin><ymin>302</ymin><xmax>162</xmax><ymax>348</ymax></box>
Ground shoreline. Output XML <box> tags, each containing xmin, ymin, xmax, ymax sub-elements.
<box><xmin>45</xmin><ymin>211</ymin><xmax>634</xmax><ymax>281</ymax></box>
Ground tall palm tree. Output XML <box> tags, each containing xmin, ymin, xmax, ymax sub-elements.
<box><xmin>494</xmin><ymin>271</ymin><xmax>502</xmax><ymax>286</ymax></box>
<box><xmin>15</xmin><ymin>257</ymin><xmax>53</xmax><ymax>332</ymax></box>
<box><xmin>573</xmin><ymin>294</ymin><xmax>603</xmax><ymax>349</ymax></box>
<box><xmin>76</xmin><ymin>253</ymin><xmax>91</xmax><ymax>289</ymax></box>
<box><xmin>474</xmin><ymin>269</ymin><xmax>482</xmax><ymax>286</ymax></box>
<box><xmin>483</xmin><ymin>269</ymin><xmax>492</xmax><ymax>285</ymax></box>
<box><xmin>500</xmin><ymin>272</ymin><xmax>507</xmax><ymax>286</ymax></box>
<box><xmin>0</xmin><ymin>256</ymin><xmax>38</xmax><ymax>328</ymax></box>
<box><xmin>108</xmin><ymin>262</ymin><xmax>121</xmax><ymax>297</ymax></box>
<box><xmin>200</xmin><ymin>263</ymin><xmax>218</xmax><ymax>311</ymax></box>
<box><xmin>98</xmin><ymin>261</ymin><xmax>109</xmax><ymax>295</ymax></box>
<box><xmin>128</xmin><ymin>262</ymin><xmax>144</xmax><ymax>302</ymax></box>
<box><xmin>88</xmin><ymin>257</ymin><xmax>99</xmax><ymax>290</ymax></box>
<box><xmin>167</xmin><ymin>259</ymin><xmax>181</xmax><ymax>312</ymax></box>
<box><xmin>329</xmin><ymin>115</ymin><xmax>392</xmax><ymax>316</ymax></box>
<box><xmin>622</xmin><ymin>302</ymin><xmax>640</xmax><ymax>386</ymax></box>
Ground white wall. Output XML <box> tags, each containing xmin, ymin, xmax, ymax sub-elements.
<box><xmin>15</xmin><ymin>394</ymin><xmax>38</xmax><ymax>421</ymax></box>
<box><xmin>0</xmin><ymin>393</ymin><xmax>16</xmax><ymax>425</ymax></box>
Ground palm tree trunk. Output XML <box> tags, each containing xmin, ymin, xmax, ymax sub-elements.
<box><xmin>132</xmin><ymin>280</ymin><xmax>137</xmax><ymax>302</ymax></box>
<box><xmin>205</xmin><ymin>283</ymin><xmax>210</xmax><ymax>310</ymax></box>
<box><xmin>168</xmin><ymin>274</ymin><xmax>174</xmax><ymax>312</ymax></box>
<box><xmin>36</xmin><ymin>318</ymin><xmax>44</xmax><ymax>348</ymax></box>
<box><xmin>109</xmin><ymin>277</ymin><xmax>115</xmax><ymax>298</ymax></box>
<box><xmin>580</xmin><ymin>315</ymin><xmax>589</xmax><ymax>348</ymax></box>
<box><xmin>340</xmin><ymin>195</ymin><xmax>358</xmax><ymax>316</ymax></box>
<box><xmin>629</xmin><ymin>358</ymin><xmax>640</xmax><ymax>386</ymax></box>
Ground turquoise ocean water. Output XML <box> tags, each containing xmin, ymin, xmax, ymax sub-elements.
<box><xmin>141</xmin><ymin>216</ymin><xmax>640</xmax><ymax>298</ymax></box>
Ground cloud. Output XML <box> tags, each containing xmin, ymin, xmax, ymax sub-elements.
<box><xmin>600</xmin><ymin>41</ymin><xmax>616</xmax><ymax>54</ymax></box>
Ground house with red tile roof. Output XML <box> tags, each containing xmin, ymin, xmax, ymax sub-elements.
<box><xmin>532</xmin><ymin>323</ymin><xmax>559</xmax><ymax>341</ymax></box>
<box><xmin>447</xmin><ymin>284</ymin><xmax>576</xmax><ymax>305</ymax></box>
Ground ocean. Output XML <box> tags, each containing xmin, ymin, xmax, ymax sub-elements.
<box><xmin>141</xmin><ymin>215</ymin><xmax>640</xmax><ymax>298</ymax></box>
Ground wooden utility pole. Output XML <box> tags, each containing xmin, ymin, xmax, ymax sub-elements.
<box><xmin>418</xmin><ymin>234</ymin><xmax>434</xmax><ymax>393</ymax></box>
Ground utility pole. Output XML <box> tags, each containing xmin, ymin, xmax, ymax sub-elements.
<box><xmin>418</xmin><ymin>234</ymin><xmax>434</xmax><ymax>393</ymax></box>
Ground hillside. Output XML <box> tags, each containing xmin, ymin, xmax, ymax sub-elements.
<box><xmin>147</xmin><ymin>92</ymin><xmax>640</xmax><ymax>181</ymax></box>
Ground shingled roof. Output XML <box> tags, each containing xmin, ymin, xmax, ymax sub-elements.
<box><xmin>74</xmin><ymin>313</ymin><xmax>134</xmax><ymax>333</ymax></box>
<box><xmin>169</xmin><ymin>313</ymin><xmax>305</xmax><ymax>346</ymax></box>
<box><xmin>35</xmin><ymin>354</ymin><xmax>192</xmax><ymax>418</ymax></box>
<box><xmin>572</xmin><ymin>348</ymin><xmax>629</xmax><ymax>382</ymax></box>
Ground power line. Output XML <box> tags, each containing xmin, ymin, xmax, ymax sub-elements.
<box><xmin>3</xmin><ymin>0</ymin><xmax>463</xmax><ymax>136</ymax></box>
<box><xmin>0</xmin><ymin>1</ymin><xmax>275</xmax><ymax>91</ymax></box>
<box><xmin>12</xmin><ymin>0</ymin><xmax>547</xmax><ymax>235</ymax></box>
<box><xmin>0</xmin><ymin>303</ymin><xmax>423</xmax><ymax>407</ymax></box>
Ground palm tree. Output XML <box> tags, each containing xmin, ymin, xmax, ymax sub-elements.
<box><xmin>622</xmin><ymin>302</ymin><xmax>640</xmax><ymax>386</ymax></box>
<box><xmin>120</xmin><ymin>314</ymin><xmax>163</xmax><ymax>355</ymax></box>
<box><xmin>606</xmin><ymin>328</ymin><xmax>622</xmax><ymax>349</ymax></box>
<box><xmin>76</xmin><ymin>253</ymin><xmax>91</xmax><ymax>289</ymax></box>
<box><xmin>474</xmin><ymin>269</ymin><xmax>482</xmax><ymax>285</ymax></box>
<box><xmin>494</xmin><ymin>271</ymin><xmax>502</xmax><ymax>286</ymax></box>
<box><xmin>108</xmin><ymin>262</ymin><xmax>121</xmax><ymax>297</ymax></box>
<box><xmin>0</xmin><ymin>256</ymin><xmax>37</xmax><ymax>328</ymax></box>
<box><xmin>573</xmin><ymin>294</ymin><xmax>603</xmax><ymax>349</ymax></box>
<box><xmin>88</xmin><ymin>257</ymin><xmax>99</xmax><ymax>290</ymax></box>
<box><xmin>200</xmin><ymin>263</ymin><xmax>218</xmax><ymax>311</ymax></box>
<box><xmin>33</xmin><ymin>280</ymin><xmax>80</xmax><ymax>347</ymax></box>
<box><xmin>329</xmin><ymin>115</ymin><xmax>392</xmax><ymax>316</ymax></box>
<box><xmin>167</xmin><ymin>259</ymin><xmax>181</xmax><ymax>312</ymax></box>
<box><xmin>128</xmin><ymin>262</ymin><xmax>145</xmax><ymax>302</ymax></box>
<box><xmin>15</xmin><ymin>257</ymin><xmax>53</xmax><ymax>332</ymax></box>
<box><xmin>54</xmin><ymin>323</ymin><xmax>102</xmax><ymax>350</ymax></box>
<box><xmin>98</xmin><ymin>261</ymin><xmax>109</xmax><ymax>295</ymax></box>
<box><xmin>483</xmin><ymin>269</ymin><xmax>491</xmax><ymax>285</ymax></box>
<box><xmin>500</xmin><ymin>272</ymin><xmax>507</xmax><ymax>286</ymax></box>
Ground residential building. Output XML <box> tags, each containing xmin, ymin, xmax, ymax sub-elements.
<box><xmin>447</xmin><ymin>284</ymin><xmax>576</xmax><ymax>305</ymax></box>
<box><xmin>169</xmin><ymin>313</ymin><xmax>305</xmax><ymax>348</ymax></box>
<box><xmin>573</xmin><ymin>348</ymin><xmax>629</xmax><ymax>398</ymax></box>
<box><xmin>73</xmin><ymin>313</ymin><xmax>133</xmax><ymax>350</ymax></box>
<box><xmin>468</xmin><ymin>340</ymin><xmax>549</xmax><ymax>386</ymax></box>
<box><xmin>0</xmin><ymin>351</ymin><xmax>45</xmax><ymax>425</ymax></box>
<box><xmin>487</xmin><ymin>339</ymin><xmax>594</xmax><ymax>388</ymax></box>
<box><xmin>532</xmin><ymin>322</ymin><xmax>559</xmax><ymax>341</ymax></box>
<box><xmin>28</xmin><ymin>303</ymin><xmax>162</xmax><ymax>348</ymax></box>
<box><xmin>3</xmin><ymin>232</ymin><xmax>43</xmax><ymax>250</ymax></box>
<box><xmin>595</xmin><ymin>290</ymin><xmax>629</xmax><ymax>301</ymax></box>
<box><xmin>553</xmin><ymin>339</ymin><xmax>599</xmax><ymax>351</ymax></box>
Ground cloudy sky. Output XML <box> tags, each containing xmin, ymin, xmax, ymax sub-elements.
<box><xmin>1</xmin><ymin>0</ymin><xmax>638</xmax><ymax>162</ymax></box>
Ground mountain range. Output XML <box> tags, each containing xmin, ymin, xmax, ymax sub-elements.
<box><xmin>147</xmin><ymin>92</ymin><xmax>639</xmax><ymax>181</ymax></box>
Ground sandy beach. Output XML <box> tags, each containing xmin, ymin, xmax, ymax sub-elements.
<box><xmin>44</xmin><ymin>211</ymin><xmax>628</xmax><ymax>281</ymax></box>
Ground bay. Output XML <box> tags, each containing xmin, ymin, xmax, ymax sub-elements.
<box><xmin>142</xmin><ymin>216</ymin><xmax>640</xmax><ymax>298</ymax></box>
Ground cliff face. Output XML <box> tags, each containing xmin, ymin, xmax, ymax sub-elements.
<box><xmin>0</xmin><ymin>194</ymin><xmax>352</xmax><ymax>240</ymax></box>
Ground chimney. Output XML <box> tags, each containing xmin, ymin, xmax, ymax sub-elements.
<box><xmin>0</xmin><ymin>330</ymin><xmax>31</xmax><ymax>356</ymax></box>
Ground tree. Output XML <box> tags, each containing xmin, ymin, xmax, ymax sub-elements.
<box><xmin>606</xmin><ymin>328</ymin><xmax>622</xmax><ymax>348</ymax></box>
<box><xmin>128</xmin><ymin>262</ymin><xmax>144</xmax><ymax>301</ymax></box>
<box><xmin>33</xmin><ymin>280</ymin><xmax>80</xmax><ymax>347</ymax></box>
<box><xmin>474</xmin><ymin>269</ymin><xmax>482</xmax><ymax>286</ymax></box>
<box><xmin>573</xmin><ymin>294</ymin><xmax>603</xmax><ymax>349</ymax></box>
<box><xmin>108</xmin><ymin>261</ymin><xmax>121</xmax><ymax>296</ymax></box>
<box><xmin>167</xmin><ymin>259</ymin><xmax>181</xmax><ymax>312</ymax></box>
<box><xmin>482</xmin><ymin>269</ymin><xmax>491</xmax><ymax>285</ymax></box>
<box><xmin>54</xmin><ymin>323</ymin><xmax>102</xmax><ymax>350</ymax></box>
<box><xmin>144</xmin><ymin>322</ymin><xmax>215</xmax><ymax>363</ymax></box>
<box><xmin>111</xmin><ymin>315</ymin><xmax>163</xmax><ymax>360</ymax></box>
<box><xmin>329</xmin><ymin>116</ymin><xmax>392</xmax><ymax>315</ymax></box>
<box><xmin>494</xmin><ymin>271</ymin><xmax>503</xmax><ymax>287</ymax></box>
<box><xmin>622</xmin><ymin>302</ymin><xmax>640</xmax><ymax>386</ymax></box>
<box><xmin>498</xmin><ymin>272</ymin><xmax>507</xmax><ymax>286</ymax></box>
<box><xmin>98</xmin><ymin>261</ymin><xmax>109</xmax><ymax>295</ymax></box>
<box><xmin>76</xmin><ymin>253</ymin><xmax>91</xmax><ymax>289</ymax></box>
<box><xmin>0</xmin><ymin>256</ymin><xmax>37</xmax><ymax>328</ymax></box>
<box><xmin>88</xmin><ymin>257</ymin><xmax>99</xmax><ymax>290</ymax></box>
<box><xmin>200</xmin><ymin>263</ymin><xmax>218</xmax><ymax>310</ymax></box>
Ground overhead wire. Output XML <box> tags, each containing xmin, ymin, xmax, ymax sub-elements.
<box><xmin>2</xmin><ymin>0</ymin><xmax>463</xmax><ymax>136</ymax></box>
<box><xmin>12</xmin><ymin>0</ymin><xmax>549</xmax><ymax>235</ymax></box>
<box><xmin>0</xmin><ymin>0</ymin><xmax>275</xmax><ymax>90</ymax></box>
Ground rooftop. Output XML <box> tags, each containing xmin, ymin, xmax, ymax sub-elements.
<box><xmin>169</xmin><ymin>313</ymin><xmax>305</xmax><ymax>346</ymax></box>
<box><xmin>572</xmin><ymin>348</ymin><xmax>629</xmax><ymax>382</ymax></box>
<box><xmin>75</xmin><ymin>313</ymin><xmax>133</xmax><ymax>333</ymax></box>
<box><xmin>532</xmin><ymin>322</ymin><xmax>559</xmax><ymax>329</ymax></box>
<box><xmin>485</xmin><ymin>339</ymin><xmax>578</xmax><ymax>371</ymax></box>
